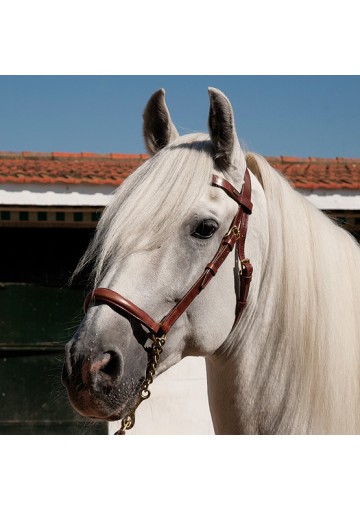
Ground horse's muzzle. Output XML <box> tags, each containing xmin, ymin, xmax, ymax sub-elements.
<box><xmin>62</xmin><ymin>340</ymin><xmax>125</xmax><ymax>419</ymax></box>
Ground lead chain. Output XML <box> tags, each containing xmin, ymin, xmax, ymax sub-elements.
<box><xmin>115</xmin><ymin>334</ymin><xmax>167</xmax><ymax>435</ymax></box>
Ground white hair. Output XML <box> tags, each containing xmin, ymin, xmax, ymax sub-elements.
<box><xmin>74</xmin><ymin>134</ymin><xmax>214</xmax><ymax>285</ymax></box>
<box><xmin>241</xmin><ymin>152</ymin><xmax>360</xmax><ymax>433</ymax></box>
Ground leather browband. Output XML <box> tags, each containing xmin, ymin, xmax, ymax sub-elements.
<box><xmin>85</xmin><ymin>169</ymin><xmax>253</xmax><ymax>337</ymax></box>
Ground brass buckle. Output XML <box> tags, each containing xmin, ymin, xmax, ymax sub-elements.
<box><xmin>226</xmin><ymin>225</ymin><xmax>241</xmax><ymax>239</ymax></box>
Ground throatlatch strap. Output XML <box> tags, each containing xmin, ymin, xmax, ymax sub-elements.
<box><xmin>234</xmin><ymin>169</ymin><xmax>253</xmax><ymax>326</ymax></box>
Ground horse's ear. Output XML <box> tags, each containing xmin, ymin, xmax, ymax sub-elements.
<box><xmin>208</xmin><ymin>87</ymin><xmax>244</xmax><ymax>174</ymax></box>
<box><xmin>143</xmin><ymin>89</ymin><xmax>179</xmax><ymax>155</ymax></box>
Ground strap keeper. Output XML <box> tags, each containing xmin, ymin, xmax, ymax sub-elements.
<box><xmin>240</xmin><ymin>258</ymin><xmax>252</xmax><ymax>276</ymax></box>
<box><xmin>199</xmin><ymin>269</ymin><xmax>213</xmax><ymax>290</ymax></box>
<box><xmin>206</xmin><ymin>262</ymin><xmax>217</xmax><ymax>276</ymax></box>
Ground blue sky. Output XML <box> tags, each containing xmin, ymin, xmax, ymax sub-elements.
<box><xmin>0</xmin><ymin>76</ymin><xmax>359</xmax><ymax>158</ymax></box>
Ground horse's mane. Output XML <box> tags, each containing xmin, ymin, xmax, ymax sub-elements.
<box><xmin>244</xmin><ymin>152</ymin><xmax>360</xmax><ymax>433</ymax></box>
<box><xmin>74</xmin><ymin>133</ymin><xmax>214</xmax><ymax>285</ymax></box>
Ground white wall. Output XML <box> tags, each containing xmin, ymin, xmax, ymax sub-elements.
<box><xmin>1</xmin><ymin>182</ymin><xmax>360</xmax><ymax>210</ymax></box>
<box><xmin>0</xmin><ymin>182</ymin><xmax>115</xmax><ymax>206</ymax></box>
<box><xmin>299</xmin><ymin>189</ymin><xmax>360</xmax><ymax>210</ymax></box>
<box><xmin>108</xmin><ymin>357</ymin><xmax>214</xmax><ymax>435</ymax></box>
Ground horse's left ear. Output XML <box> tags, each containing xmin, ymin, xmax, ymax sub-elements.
<box><xmin>143</xmin><ymin>89</ymin><xmax>179</xmax><ymax>156</ymax></box>
<box><xmin>208</xmin><ymin>87</ymin><xmax>245</xmax><ymax>176</ymax></box>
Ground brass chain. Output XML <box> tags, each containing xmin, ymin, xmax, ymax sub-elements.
<box><xmin>115</xmin><ymin>333</ymin><xmax>167</xmax><ymax>435</ymax></box>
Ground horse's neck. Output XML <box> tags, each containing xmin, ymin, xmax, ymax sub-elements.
<box><xmin>204</xmin><ymin>261</ymin><xmax>299</xmax><ymax>434</ymax></box>
<box><xmin>202</xmin><ymin>176</ymin><xmax>296</xmax><ymax>434</ymax></box>
<box><xmin>205</xmin><ymin>316</ymin><xmax>307</xmax><ymax>435</ymax></box>
<box><xmin>205</xmin><ymin>164</ymin><xmax>360</xmax><ymax>435</ymax></box>
<box><xmin>206</xmin><ymin>227</ymin><xmax>360</xmax><ymax>436</ymax></box>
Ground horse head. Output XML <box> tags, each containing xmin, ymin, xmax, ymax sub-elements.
<box><xmin>62</xmin><ymin>88</ymin><xmax>266</xmax><ymax>428</ymax></box>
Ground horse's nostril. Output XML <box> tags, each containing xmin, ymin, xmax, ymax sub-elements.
<box><xmin>98</xmin><ymin>350</ymin><xmax>122</xmax><ymax>380</ymax></box>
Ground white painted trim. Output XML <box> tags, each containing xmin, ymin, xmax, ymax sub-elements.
<box><xmin>300</xmin><ymin>190</ymin><xmax>360</xmax><ymax>210</ymax></box>
<box><xmin>0</xmin><ymin>183</ymin><xmax>116</xmax><ymax>206</ymax></box>
<box><xmin>0</xmin><ymin>182</ymin><xmax>359</xmax><ymax>210</ymax></box>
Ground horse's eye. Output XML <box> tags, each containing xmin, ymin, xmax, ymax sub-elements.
<box><xmin>192</xmin><ymin>219</ymin><xmax>218</xmax><ymax>239</ymax></box>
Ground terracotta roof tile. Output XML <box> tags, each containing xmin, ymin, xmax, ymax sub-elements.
<box><xmin>0</xmin><ymin>151</ymin><xmax>359</xmax><ymax>190</ymax></box>
<box><xmin>0</xmin><ymin>152</ymin><xmax>148</xmax><ymax>186</ymax></box>
<box><xmin>272</xmin><ymin>156</ymin><xmax>360</xmax><ymax>190</ymax></box>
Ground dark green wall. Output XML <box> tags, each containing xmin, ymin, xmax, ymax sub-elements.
<box><xmin>0</xmin><ymin>228</ymin><xmax>107</xmax><ymax>434</ymax></box>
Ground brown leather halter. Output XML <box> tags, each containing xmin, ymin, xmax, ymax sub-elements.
<box><xmin>84</xmin><ymin>168</ymin><xmax>253</xmax><ymax>433</ymax></box>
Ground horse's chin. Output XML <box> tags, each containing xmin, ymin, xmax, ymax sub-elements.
<box><xmin>66</xmin><ymin>382</ymin><xmax>142</xmax><ymax>422</ymax></box>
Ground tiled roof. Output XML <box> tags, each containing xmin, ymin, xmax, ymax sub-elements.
<box><xmin>271</xmin><ymin>156</ymin><xmax>360</xmax><ymax>190</ymax></box>
<box><xmin>0</xmin><ymin>152</ymin><xmax>147</xmax><ymax>186</ymax></box>
<box><xmin>0</xmin><ymin>151</ymin><xmax>359</xmax><ymax>190</ymax></box>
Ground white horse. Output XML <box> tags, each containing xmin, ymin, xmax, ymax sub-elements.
<box><xmin>62</xmin><ymin>88</ymin><xmax>360</xmax><ymax>434</ymax></box>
